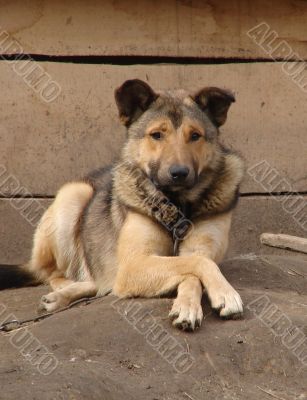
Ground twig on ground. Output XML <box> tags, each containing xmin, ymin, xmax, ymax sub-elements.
<box><xmin>183</xmin><ymin>392</ymin><xmax>196</xmax><ymax>400</ymax></box>
<box><xmin>184</xmin><ymin>338</ymin><xmax>190</xmax><ymax>353</ymax></box>
<box><xmin>0</xmin><ymin>291</ymin><xmax>111</xmax><ymax>333</ymax></box>
<box><xmin>257</xmin><ymin>386</ymin><xmax>287</xmax><ymax>400</ymax></box>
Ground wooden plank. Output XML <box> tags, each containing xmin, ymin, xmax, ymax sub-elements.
<box><xmin>0</xmin><ymin>62</ymin><xmax>306</xmax><ymax>195</ymax></box>
<box><xmin>0</xmin><ymin>0</ymin><xmax>306</xmax><ymax>58</ymax></box>
<box><xmin>0</xmin><ymin>199</ymin><xmax>51</xmax><ymax>265</ymax></box>
<box><xmin>260</xmin><ymin>233</ymin><xmax>307</xmax><ymax>254</ymax></box>
<box><xmin>0</xmin><ymin>196</ymin><xmax>306</xmax><ymax>264</ymax></box>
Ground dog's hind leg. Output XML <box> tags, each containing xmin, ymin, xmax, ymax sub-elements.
<box><xmin>27</xmin><ymin>205</ymin><xmax>59</xmax><ymax>283</ymax></box>
<box><xmin>29</xmin><ymin>181</ymin><xmax>96</xmax><ymax>313</ymax></box>
<box><xmin>28</xmin><ymin>206</ymin><xmax>74</xmax><ymax>292</ymax></box>
<box><xmin>38</xmin><ymin>281</ymin><xmax>97</xmax><ymax>313</ymax></box>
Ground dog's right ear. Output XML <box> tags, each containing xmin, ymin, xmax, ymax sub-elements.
<box><xmin>115</xmin><ymin>79</ymin><xmax>158</xmax><ymax>126</ymax></box>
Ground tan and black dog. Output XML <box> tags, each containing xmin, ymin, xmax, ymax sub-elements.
<box><xmin>1</xmin><ymin>79</ymin><xmax>245</xmax><ymax>331</ymax></box>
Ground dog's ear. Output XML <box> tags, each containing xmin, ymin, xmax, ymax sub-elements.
<box><xmin>115</xmin><ymin>79</ymin><xmax>158</xmax><ymax>126</ymax></box>
<box><xmin>192</xmin><ymin>87</ymin><xmax>235</xmax><ymax>127</ymax></box>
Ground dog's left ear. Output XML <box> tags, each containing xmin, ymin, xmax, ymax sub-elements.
<box><xmin>192</xmin><ymin>87</ymin><xmax>235</xmax><ymax>127</ymax></box>
<box><xmin>115</xmin><ymin>79</ymin><xmax>158</xmax><ymax>126</ymax></box>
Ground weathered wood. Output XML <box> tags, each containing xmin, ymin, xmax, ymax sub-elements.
<box><xmin>0</xmin><ymin>197</ymin><xmax>306</xmax><ymax>264</ymax></box>
<box><xmin>0</xmin><ymin>0</ymin><xmax>306</xmax><ymax>59</ymax></box>
<box><xmin>0</xmin><ymin>199</ymin><xmax>51</xmax><ymax>265</ymax></box>
<box><xmin>260</xmin><ymin>233</ymin><xmax>307</xmax><ymax>254</ymax></box>
<box><xmin>0</xmin><ymin>62</ymin><xmax>306</xmax><ymax>196</ymax></box>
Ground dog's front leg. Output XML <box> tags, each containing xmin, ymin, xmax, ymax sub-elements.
<box><xmin>113</xmin><ymin>212</ymin><xmax>243</xmax><ymax>329</ymax></box>
<box><xmin>168</xmin><ymin>276</ymin><xmax>203</xmax><ymax>330</ymax></box>
<box><xmin>176</xmin><ymin>211</ymin><xmax>243</xmax><ymax>320</ymax></box>
<box><xmin>169</xmin><ymin>212</ymin><xmax>239</xmax><ymax>330</ymax></box>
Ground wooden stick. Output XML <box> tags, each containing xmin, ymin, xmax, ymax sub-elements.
<box><xmin>260</xmin><ymin>233</ymin><xmax>307</xmax><ymax>254</ymax></box>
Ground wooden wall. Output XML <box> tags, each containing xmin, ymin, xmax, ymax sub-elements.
<box><xmin>1</xmin><ymin>0</ymin><xmax>307</xmax><ymax>58</ymax></box>
<box><xmin>0</xmin><ymin>0</ymin><xmax>306</xmax><ymax>263</ymax></box>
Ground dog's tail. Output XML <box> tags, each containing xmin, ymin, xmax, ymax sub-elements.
<box><xmin>0</xmin><ymin>264</ymin><xmax>39</xmax><ymax>290</ymax></box>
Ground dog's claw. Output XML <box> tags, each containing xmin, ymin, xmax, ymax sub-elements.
<box><xmin>169</xmin><ymin>300</ymin><xmax>203</xmax><ymax>331</ymax></box>
<box><xmin>173</xmin><ymin>318</ymin><xmax>192</xmax><ymax>331</ymax></box>
<box><xmin>168</xmin><ymin>310</ymin><xmax>180</xmax><ymax>320</ymax></box>
<box><xmin>37</xmin><ymin>303</ymin><xmax>48</xmax><ymax>315</ymax></box>
<box><xmin>209</xmin><ymin>284</ymin><xmax>243</xmax><ymax>319</ymax></box>
<box><xmin>41</xmin><ymin>295</ymin><xmax>52</xmax><ymax>304</ymax></box>
<box><xmin>212</xmin><ymin>302</ymin><xmax>225</xmax><ymax>313</ymax></box>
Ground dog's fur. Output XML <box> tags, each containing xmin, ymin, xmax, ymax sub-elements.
<box><xmin>3</xmin><ymin>79</ymin><xmax>245</xmax><ymax>331</ymax></box>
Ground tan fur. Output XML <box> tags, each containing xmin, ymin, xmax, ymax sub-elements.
<box><xmin>137</xmin><ymin>116</ymin><xmax>214</xmax><ymax>180</ymax></box>
<box><xmin>23</xmin><ymin>80</ymin><xmax>244</xmax><ymax>330</ymax></box>
<box><xmin>29</xmin><ymin>182</ymin><xmax>98</xmax><ymax>312</ymax></box>
<box><xmin>30</xmin><ymin>190</ymin><xmax>240</xmax><ymax>327</ymax></box>
<box><xmin>113</xmin><ymin>211</ymin><xmax>241</xmax><ymax>326</ymax></box>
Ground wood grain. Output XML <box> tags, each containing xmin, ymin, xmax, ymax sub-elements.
<box><xmin>0</xmin><ymin>62</ymin><xmax>306</xmax><ymax>195</ymax></box>
<box><xmin>1</xmin><ymin>196</ymin><xmax>306</xmax><ymax>264</ymax></box>
<box><xmin>0</xmin><ymin>0</ymin><xmax>306</xmax><ymax>58</ymax></box>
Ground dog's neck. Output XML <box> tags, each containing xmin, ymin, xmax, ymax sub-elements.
<box><xmin>113</xmin><ymin>149</ymin><xmax>244</xmax><ymax>236</ymax></box>
<box><xmin>113</xmin><ymin>151</ymin><xmax>244</xmax><ymax>236</ymax></box>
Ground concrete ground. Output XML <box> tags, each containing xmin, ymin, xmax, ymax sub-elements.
<box><xmin>0</xmin><ymin>253</ymin><xmax>306</xmax><ymax>400</ymax></box>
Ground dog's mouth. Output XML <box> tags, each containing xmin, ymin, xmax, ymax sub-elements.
<box><xmin>150</xmin><ymin>178</ymin><xmax>197</xmax><ymax>193</ymax></box>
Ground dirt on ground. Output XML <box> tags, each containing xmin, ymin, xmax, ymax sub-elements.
<box><xmin>0</xmin><ymin>254</ymin><xmax>306</xmax><ymax>400</ymax></box>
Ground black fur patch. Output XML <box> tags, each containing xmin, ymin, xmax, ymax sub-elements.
<box><xmin>0</xmin><ymin>265</ymin><xmax>37</xmax><ymax>290</ymax></box>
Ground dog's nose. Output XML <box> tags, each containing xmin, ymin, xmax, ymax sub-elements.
<box><xmin>169</xmin><ymin>165</ymin><xmax>190</xmax><ymax>182</ymax></box>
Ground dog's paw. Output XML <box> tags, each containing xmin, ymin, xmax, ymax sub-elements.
<box><xmin>37</xmin><ymin>291</ymin><xmax>69</xmax><ymax>314</ymax></box>
<box><xmin>208</xmin><ymin>282</ymin><xmax>243</xmax><ymax>319</ymax></box>
<box><xmin>169</xmin><ymin>298</ymin><xmax>203</xmax><ymax>331</ymax></box>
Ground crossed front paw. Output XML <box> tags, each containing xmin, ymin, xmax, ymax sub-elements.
<box><xmin>169</xmin><ymin>297</ymin><xmax>203</xmax><ymax>331</ymax></box>
<box><xmin>208</xmin><ymin>282</ymin><xmax>243</xmax><ymax>319</ymax></box>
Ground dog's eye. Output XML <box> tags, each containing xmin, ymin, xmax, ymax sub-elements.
<box><xmin>190</xmin><ymin>132</ymin><xmax>201</xmax><ymax>142</ymax></box>
<box><xmin>150</xmin><ymin>132</ymin><xmax>163</xmax><ymax>141</ymax></box>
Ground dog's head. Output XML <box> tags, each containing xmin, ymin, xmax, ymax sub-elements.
<box><xmin>115</xmin><ymin>79</ymin><xmax>235</xmax><ymax>192</ymax></box>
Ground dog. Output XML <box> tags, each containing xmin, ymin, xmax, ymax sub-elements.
<box><xmin>1</xmin><ymin>79</ymin><xmax>245</xmax><ymax>331</ymax></box>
